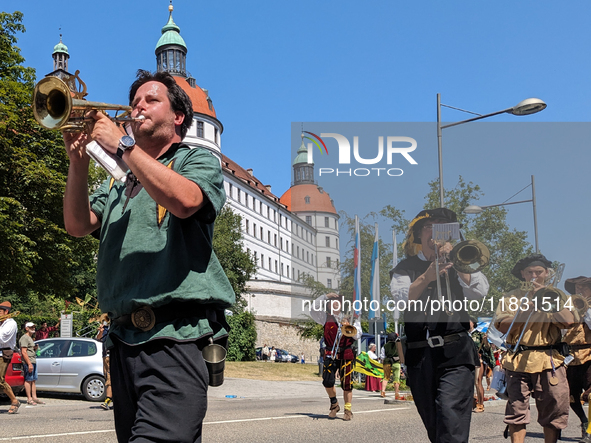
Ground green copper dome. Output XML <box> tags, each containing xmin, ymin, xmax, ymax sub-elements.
<box><xmin>155</xmin><ymin>5</ymin><xmax>187</xmax><ymax>51</ymax></box>
<box><xmin>52</xmin><ymin>36</ymin><xmax>68</xmax><ymax>55</ymax></box>
<box><xmin>293</xmin><ymin>140</ymin><xmax>313</xmax><ymax>166</ymax></box>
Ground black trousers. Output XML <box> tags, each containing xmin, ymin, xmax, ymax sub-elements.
<box><xmin>110</xmin><ymin>338</ymin><xmax>209</xmax><ymax>443</ymax></box>
<box><xmin>567</xmin><ymin>360</ymin><xmax>591</xmax><ymax>424</ymax></box>
<box><xmin>407</xmin><ymin>351</ymin><xmax>475</xmax><ymax>443</ymax></box>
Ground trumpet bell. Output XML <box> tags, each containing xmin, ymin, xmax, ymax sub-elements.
<box><xmin>532</xmin><ymin>287</ymin><xmax>566</xmax><ymax>313</ymax></box>
<box><xmin>571</xmin><ymin>294</ymin><xmax>590</xmax><ymax>316</ymax></box>
<box><xmin>341</xmin><ymin>324</ymin><xmax>357</xmax><ymax>338</ymax></box>
<box><xmin>32</xmin><ymin>76</ymin><xmax>133</xmax><ymax>131</ymax></box>
<box><xmin>33</xmin><ymin>77</ymin><xmax>73</xmax><ymax>130</ymax></box>
<box><xmin>450</xmin><ymin>240</ymin><xmax>490</xmax><ymax>274</ymax></box>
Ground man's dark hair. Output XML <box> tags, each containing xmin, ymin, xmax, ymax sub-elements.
<box><xmin>129</xmin><ymin>70</ymin><xmax>194</xmax><ymax>139</ymax></box>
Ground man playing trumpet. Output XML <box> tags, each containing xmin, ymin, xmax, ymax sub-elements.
<box><xmin>494</xmin><ymin>254</ymin><xmax>578</xmax><ymax>443</ymax></box>
<box><xmin>309</xmin><ymin>292</ymin><xmax>362</xmax><ymax>421</ymax></box>
<box><xmin>62</xmin><ymin>70</ymin><xmax>235</xmax><ymax>442</ymax></box>
<box><xmin>563</xmin><ymin>276</ymin><xmax>591</xmax><ymax>442</ymax></box>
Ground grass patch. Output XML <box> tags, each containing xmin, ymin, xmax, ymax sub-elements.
<box><xmin>225</xmin><ymin>361</ymin><xmax>321</xmax><ymax>381</ymax></box>
<box><xmin>224</xmin><ymin>362</ymin><xmax>409</xmax><ymax>389</ymax></box>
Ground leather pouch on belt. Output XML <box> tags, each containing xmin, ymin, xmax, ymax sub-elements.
<box><xmin>2</xmin><ymin>349</ymin><xmax>14</xmax><ymax>361</ymax></box>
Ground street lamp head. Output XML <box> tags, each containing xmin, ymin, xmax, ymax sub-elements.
<box><xmin>510</xmin><ymin>98</ymin><xmax>547</xmax><ymax>116</ymax></box>
<box><xmin>464</xmin><ymin>205</ymin><xmax>484</xmax><ymax>214</ymax></box>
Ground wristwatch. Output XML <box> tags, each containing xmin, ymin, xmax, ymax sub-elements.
<box><xmin>116</xmin><ymin>135</ymin><xmax>135</xmax><ymax>159</ymax></box>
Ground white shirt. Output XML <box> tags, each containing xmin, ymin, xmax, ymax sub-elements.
<box><xmin>368</xmin><ymin>350</ymin><xmax>378</xmax><ymax>360</ymax></box>
<box><xmin>390</xmin><ymin>251</ymin><xmax>489</xmax><ymax>302</ymax></box>
<box><xmin>0</xmin><ymin>318</ymin><xmax>18</xmax><ymax>349</ymax></box>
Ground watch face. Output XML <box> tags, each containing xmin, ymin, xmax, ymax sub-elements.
<box><xmin>121</xmin><ymin>135</ymin><xmax>135</xmax><ymax>148</ymax></box>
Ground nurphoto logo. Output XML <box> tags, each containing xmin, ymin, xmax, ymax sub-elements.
<box><xmin>302</xmin><ymin>131</ymin><xmax>418</xmax><ymax>177</ymax></box>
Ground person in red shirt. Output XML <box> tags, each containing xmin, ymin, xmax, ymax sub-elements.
<box><xmin>34</xmin><ymin>320</ymin><xmax>60</xmax><ymax>341</ymax></box>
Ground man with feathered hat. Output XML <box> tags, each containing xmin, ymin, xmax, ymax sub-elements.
<box><xmin>562</xmin><ymin>276</ymin><xmax>591</xmax><ymax>442</ymax></box>
<box><xmin>494</xmin><ymin>254</ymin><xmax>578</xmax><ymax>443</ymax></box>
<box><xmin>390</xmin><ymin>208</ymin><xmax>489</xmax><ymax>442</ymax></box>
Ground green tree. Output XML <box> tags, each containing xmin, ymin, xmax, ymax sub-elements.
<box><xmin>0</xmin><ymin>12</ymin><xmax>100</xmax><ymax>309</ymax></box>
<box><xmin>213</xmin><ymin>206</ymin><xmax>257</xmax><ymax>360</ymax></box>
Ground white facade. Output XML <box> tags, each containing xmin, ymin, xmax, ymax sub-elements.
<box><xmin>183</xmin><ymin>114</ymin><xmax>222</xmax><ymax>161</ymax></box>
<box><xmin>221</xmin><ymin>159</ymin><xmax>341</xmax><ymax>321</ymax></box>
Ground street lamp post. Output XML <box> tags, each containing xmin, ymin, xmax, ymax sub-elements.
<box><xmin>437</xmin><ymin>94</ymin><xmax>546</xmax><ymax>208</ymax></box>
<box><xmin>464</xmin><ymin>175</ymin><xmax>539</xmax><ymax>253</ymax></box>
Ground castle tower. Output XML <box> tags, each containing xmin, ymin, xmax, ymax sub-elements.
<box><xmin>154</xmin><ymin>2</ymin><xmax>223</xmax><ymax>160</ymax></box>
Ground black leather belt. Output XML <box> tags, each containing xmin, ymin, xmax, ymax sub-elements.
<box><xmin>570</xmin><ymin>343</ymin><xmax>591</xmax><ymax>350</ymax></box>
<box><xmin>112</xmin><ymin>303</ymin><xmax>207</xmax><ymax>332</ymax></box>
<box><xmin>512</xmin><ymin>342</ymin><xmax>570</xmax><ymax>356</ymax></box>
<box><xmin>406</xmin><ymin>332</ymin><xmax>466</xmax><ymax>349</ymax></box>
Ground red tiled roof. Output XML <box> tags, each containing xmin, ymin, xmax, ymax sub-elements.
<box><xmin>174</xmin><ymin>76</ymin><xmax>217</xmax><ymax>119</ymax></box>
<box><xmin>221</xmin><ymin>154</ymin><xmax>285</xmax><ymax>207</ymax></box>
<box><xmin>280</xmin><ymin>184</ymin><xmax>337</xmax><ymax>215</ymax></box>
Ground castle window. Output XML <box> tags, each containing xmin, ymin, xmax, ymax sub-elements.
<box><xmin>197</xmin><ymin>121</ymin><xmax>204</xmax><ymax>138</ymax></box>
<box><xmin>327</xmin><ymin>257</ymin><xmax>331</xmax><ymax>268</ymax></box>
<box><xmin>325</xmin><ymin>217</ymin><xmax>329</xmax><ymax>227</ymax></box>
<box><xmin>305</xmin><ymin>196</ymin><xmax>310</xmax><ymax>204</ymax></box>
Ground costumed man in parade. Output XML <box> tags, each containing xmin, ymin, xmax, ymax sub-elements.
<box><xmin>390</xmin><ymin>208</ymin><xmax>489</xmax><ymax>443</ymax></box>
<box><xmin>494</xmin><ymin>254</ymin><xmax>578</xmax><ymax>443</ymax></box>
<box><xmin>381</xmin><ymin>332</ymin><xmax>403</xmax><ymax>399</ymax></box>
<box><xmin>562</xmin><ymin>276</ymin><xmax>591</xmax><ymax>442</ymax></box>
<box><xmin>0</xmin><ymin>301</ymin><xmax>20</xmax><ymax>414</ymax></box>
<box><xmin>309</xmin><ymin>292</ymin><xmax>362</xmax><ymax>421</ymax></box>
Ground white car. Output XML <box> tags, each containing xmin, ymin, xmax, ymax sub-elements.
<box><xmin>35</xmin><ymin>337</ymin><xmax>106</xmax><ymax>402</ymax></box>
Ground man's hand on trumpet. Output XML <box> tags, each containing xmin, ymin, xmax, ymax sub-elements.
<box><xmin>84</xmin><ymin>110</ymin><xmax>126</xmax><ymax>155</ymax></box>
<box><xmin>423</xmin><ymin>260</ymin><xmax>453</xmax><ymax>283</ymax></box>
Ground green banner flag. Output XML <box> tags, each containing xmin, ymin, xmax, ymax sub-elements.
<box><xmin>354</xmin><ymin>352</ymin><xmax>384</xmax><ymax>378</ymax></box>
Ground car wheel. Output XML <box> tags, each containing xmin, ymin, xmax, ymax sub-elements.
<box><xmin>82</xmin><ymin>375</ymin><xmax>106</xmax><ymax>402</ymax></box>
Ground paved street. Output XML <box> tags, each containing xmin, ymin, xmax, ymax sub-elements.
<box><xmin>0</xmin><ymin>379</ymin><xmax>587</xmax><ymax>442</ymax></box>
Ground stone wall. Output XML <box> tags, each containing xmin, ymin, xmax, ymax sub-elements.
<box><xmin>255</xmin><ymin>320</ymin><xmax>321</xmax><ymax>363</ymax></box>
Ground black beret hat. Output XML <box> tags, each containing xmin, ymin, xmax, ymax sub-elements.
<box><xmin>510</xmin><ymin>254</ymin><xmax>553</xmax><ymax>281</ymax></box>
<box><xmin>387</xmin><ymin>332</ymin><xmax>399</xmax><ymax>342</ymax></box>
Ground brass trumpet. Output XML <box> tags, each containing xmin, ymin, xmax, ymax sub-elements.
<box><xmin>571</xmin><ymin>293</ymin><xmax>591</xmax><ymax>316</ymax></box>
<box><xmin>0</xmin><ymin>310</ymin><xmax>20</xmax><ymax>322</ymax></box>
<box><xmin>449</xmin><ymin>239</ymin><xmax>490</xmax><ymax>274</ymax></box>
<box><xmin>32</xmin><ymin>76</ymin><xmax>143</xmax><ymax>131</ymax></box>
<box><xmin>531</xmin><ymin>286</ymin><xmax>567</xmax><ymax>313</ymax></box>
<box><xmin>341</xmin><ymin>322</ymin><xmax>358</xmax><ymax>338</ymax></box>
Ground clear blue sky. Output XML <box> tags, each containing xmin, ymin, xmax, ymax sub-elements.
<box><xmin>12</xmin><ymin>1</ymin><xmax>591</xmax><ymax>284</ymax></box>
